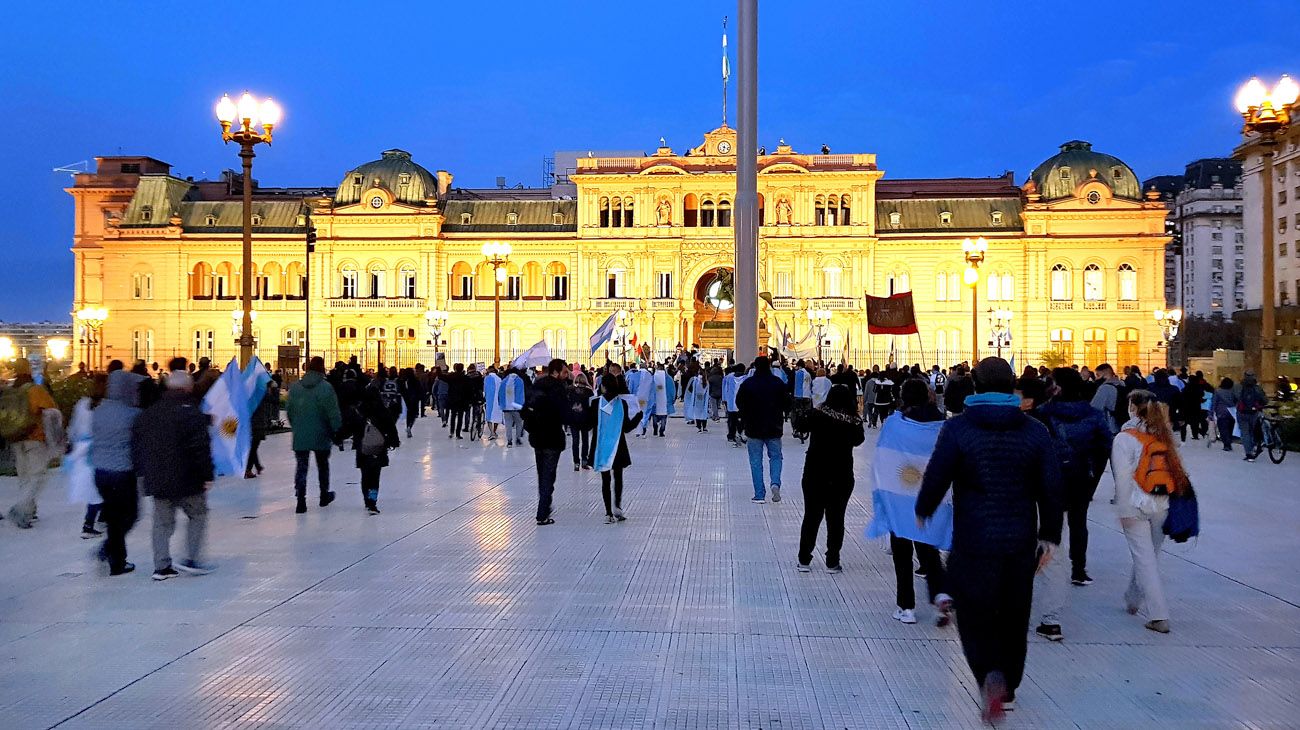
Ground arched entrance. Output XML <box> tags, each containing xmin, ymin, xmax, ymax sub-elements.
<box><xmin>692</xmin><ymin>268</ymin><xmax>734</xmax><ymax>349</ymax></box>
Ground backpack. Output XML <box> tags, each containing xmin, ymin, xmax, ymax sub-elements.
<box><xmin>0</xmin><ymin>384</ymin><xmax>36</xmax><ymax>442</ymax></box>
<box><xmin>1045</xmin><ymin>416</ymin><xmax>1099</xmax><ymax>485</ymax></box>
<box><xmin>1125</xmin><ymin>429</ymin><xmax>1182</xmax><ymax>496</ymax></box>
<box><xmin>360</xmin><ymin>420</ymin><xmax>387</xmax><ymax>456</ymax></box>
<box><xmin>379</xmin><ymin>381</ymin><xmax>401</xmax><ymax>411</ymax></box>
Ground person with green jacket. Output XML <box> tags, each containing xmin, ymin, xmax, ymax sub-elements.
<box><xmin>286</xmin><ymin>357</ymin><xmax>343</xmax><ymax>514</ymax></box>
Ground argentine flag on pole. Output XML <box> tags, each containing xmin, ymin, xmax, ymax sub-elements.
<box><xmin>242</xmin><ymin>356</ymin><xmax>273</xmax><ymax>414</ymax></box>
<box><xmin>511</xmin><ymin>340</ymin><xmax>552</xmax><ymax>370</ymax></box>
<box><xmin>203</xmin><ymin>358</ymin><xmax>252</xmax><ymax>478</ymax></box>
<box><xmin>590</xmin><ymin>312</ymin><xmax>617</xmax><ymax>357</ymax></box>
<box><xmin>865</xmin><ymin>412</ymin><xmax>952</xmax><ymax>550</ymax></box>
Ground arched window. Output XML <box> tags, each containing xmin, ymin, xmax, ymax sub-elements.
<box><xmin>282</xmin><ymin>329</ymin><xmax>305</xmax><ymax>346</ymax></box>
<box><xmin>192</xmin><ymin>328</ymin><xmax>215</xmax><ymax>362</ymax></box>
<box><xmin>936</xmin><ymin>270</ymin><xmax>961</xmax><ymax>302</ymax></box>
<box><xmin>132</xmin><ymin>271</ymin><xmax>154</xmax><ymax>300</ymax></box>
<box><xmin>451</xmin><ymin>261</ymin><xmax>473</xmax><ymax>300</ymax></box>
<box><xmin>340</xmin><ymin>265</ymin><xmax>358</xmax><ymax>299</ymax></box>
<box><xmin>610</xmin><ymin>197</ymin><xmax>623</xmax><ymax>228</ymax></box>
<box><xmin>400</xmin><ymin>265</ymin><xmax>417</xmax><ymax>299</ymax></box>
<box><xmin>475</xmin><ymin>261</ymin><xmax>495</xmax><ymax>298</ymax></box>
<box><xmin>546</xmin><ymin>261</ymin><xmax>568</xmax><ymax>300</ymax></box>
<box><xmin>815</xmin><ymin>196</ymin><xmax>827</xmax><ymax>226</ymax></box>
<box><xmin>190</xmin><ymin>262</ymin><xmax>212</xmax><ymax>299</ymax></box>
<box><xmin>987</xmin><ymin>272</ymin><xmax>1013</xmax><ymax>302</ymax></box>
<box><xmin>1050</xmin><ymin>328</ymin><xmax>1075</xmax><ymax>364</ymax></box>
<box><xmin>1083</xmin><ymin>328</ymin><xmax>1107</xmax><ymax>367</ymax></box>
<box><xmin>337</xmin><ymin>326</ymin><xmax>358</xmax><ymax>341</ymax></box>
<box><xmin>1116</xmin><ymin>327</ymin><xmax>1140</xmax><ymax>366</ymax></box>
<box><xmin>840</xmin><ymin>194</ymin><xmax>852</xmax><ymax>226</ymax></box>
<box><xmin>522</xmin><ymin>262</ymin><xmax>543</xmax><ymax>298</ymax></box>
<box><xmin>504</xmin><ymin>262</ymin><xmax>521</xmax><ymax>300</ymax></box>
<box><xmin>826</xmin><ymin>195</ymin><xmax>839</xmax><ymax>226</ymax></box>
<box><xmin>701</xmin><ymin>198</ymin><xmax>716</xmax><ymax>227</ymax></box>
<box><xmin>683</xmin><ymin>193</ymin><xmax>699</xmax><ymax>227</ymax></box>
<box><xmin>717</xmin><ymin>199</ymin><xmax>733</xmax><ymax>227</ymax></box>
<box><xmin>598</xmin><ymin>197</ymin><xmax>610</xmax><ymax>227</ymax></box>
<box><xmin>1083</xmin><ymin>263</ymin><xmax>1104</xmax><ymax>301</ymax></box>
<box><xmin>285</xmin><ymin>262</ymin><xmax>305</xmax><ymax>299</ymax></box>
<box><xmin>1050</xmin><ymin>264</ymin><xmax>1071</xmax><ymax>301</ymax></box>
<box><xmin>368</xmin><ymin>264</ymin><xmax>386</xmax><ymax>298</ymax></box>
<box><xmin>261</xmin><ymin>262</ymin><xmax>282</xmax><ymax>299</ymax></box>
<box><xmin>822</xmin><ymin>266</ymin><xmax>843</xmax><ymax>297</ymax></box>
<box><xmin>888</xmin><ymin>270</ymin><xmax>910</xmax><ymax>295</ymax></box>
<box><xmin>1118</xmin><ymin>263</ymin><xmax>1137</xmax><ymax>301</ymax></box>
<box><xmin>622</xmin><ymin>197</ymin><xmax>634</xmax><ymax>227</ymax></box>
<box><xmin>214</xmin><ymin>262</ymin><xmax>234</xmax><ymax>299</ymax></box>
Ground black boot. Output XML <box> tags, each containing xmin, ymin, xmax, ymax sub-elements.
<box><xmin>295</xmin><ymin>496</ymin><xmax>307</xmax><ymax>514</ymax></box>
<box><xmin>320</xmin><ymin>491</ymin><xmax>336</xmax><ymax>507</ymax></box>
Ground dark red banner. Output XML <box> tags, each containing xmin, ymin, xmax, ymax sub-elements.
<box><xmin>866</xmin><ymin>292</ymin><xmax>919</xmax><ymax>335</ymax></box>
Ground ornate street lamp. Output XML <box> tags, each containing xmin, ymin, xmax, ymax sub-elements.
<box><xmin>75</xmin><ymin>306</ymin><xmax>108</xmax><ymax>371</ymax></box>
<box><xmin>46</xmin><ymin>338</ymin><xmax>71</xmax><ymax>363</ymax></box>
<box><xmin>962</xmin><ymin>237</ymin><xmax>988</xmax><ymax>363</ymax></box>
<box><xmin>230</xmin><ymin>309</ymin><xmax>259</xmax><ymax>362</ymax></box>
<box><xmin>988</xmin><ymin>307</ymin><xmax>1013</xmax><ymax>359</ymax></box>
<box><xmin>807</xmin><ymin>306</ymin><xmax>832</xmax><ymax>363</ymax></box>
<box><xmin>215</xmin><ymin>91</ymin><xmax>282</xmax><ymax>369</ymax></box>
<box><xmin>1154</xmin><ymin>307</ymin><xmax>1183</xmax><ymax>346</ymax></box>
<box><xmin>424</xmin><ymin>308</ymin><xmax>449</xmax><ymax>361</ymax></box>
<box><xmin>1235</xmin><ymin>74</ymin><xmax>1297</xmax><ymax>391</ymax></box>
<box><xmin>481</xmin><ymin>241</ymin><xmax>512</xmax><ymax>365</ymax></box>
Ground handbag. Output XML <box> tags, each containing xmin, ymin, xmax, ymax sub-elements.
<box><xmin>1162</xmin><ymin>487</ymin><xmax>1199</xmax><ymax>544</ymax></box>
<box><xmin>360</xmin><ymin>421</ymin><xmax>387</xmax><ymax>457</ymax></box>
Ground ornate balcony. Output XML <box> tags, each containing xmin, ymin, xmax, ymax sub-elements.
<box><xmin>1117</xmin><ymin>301</ymin><xmax>1141</xmax><ymax>311</ymax></box>
<box><xmin>1084</xmin><ymin>301</ymin><xmax>1108</xmax><ymax>310</ymax></box>
<box><xmin>326</xmin><ymin>298</ymin><xmax>426</xmax><ymax>312</ymax></box>
<box><xmin>1049</xmin><ymin>301</ymin><xmax>1075</xmax><ymax>311</ymax></box>
<box><xmin>649</xmin><ymin>298</ymin><xmax>679</xmax><ymax>310</ymax></box>
<box><xmin>809</xmin><ymin>296</ymin><xmax>860</xmax><ymax>310</ymax></box>
<box><xmin>592</xmin><ymin>298</ymin><xmax>639</xmax><ymax>311</ymax></box>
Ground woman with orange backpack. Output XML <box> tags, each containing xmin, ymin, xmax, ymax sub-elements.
<box><xmin>1110</xmin><ymin>389</ymin><xmax>1191</xmax><ymax>634</ymax></box>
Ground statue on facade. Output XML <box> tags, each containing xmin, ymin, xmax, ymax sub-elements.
<box><xmin>775</xmin><ymin>197</ymin><xmax>793</xmax><ymax>225</ymax></box>
<box><xmin>655</xmin><ymin>197</ymin><xmax>672</xmax><ymax>226</ymax></box>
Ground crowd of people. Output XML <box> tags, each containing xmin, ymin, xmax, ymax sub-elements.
<box><xmin>5</xmin><ymin>344</ymin><xmax>1293</xmax><ymax>725</ymax></box>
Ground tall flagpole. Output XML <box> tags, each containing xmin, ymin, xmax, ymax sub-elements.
<box><xmin>734</xmin><ymin>0</ymin><xmax>759</xmax><ymax>361</ymax></box>
<box><xmin>722</xmin><ymin>17</ymin><xmax>729</xmax><ymax>126</ymax></box>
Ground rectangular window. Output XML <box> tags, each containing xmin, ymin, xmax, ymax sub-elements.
<box><xmin>342</xmin><ymin>271</ymin><xmax>358</xmax><ymax>298</ymax></box>
<box><xmin>1212</xmin><ymin>245</ymin><xmax>1223</xmax><ymax>254</ymax></box>
<box><xmin>1283</xmin><ymin>242</ymin><xmax>1290</xmax><ymax>257</ymax></box>
<box><xmin>1212</xmin><ymin>219</ymin><xmax>1222</xmax><ymax>229</ymax></box>
<box><xmin>606</xmin><ymin>271</ymin><xmax>623</xmax><ymax>298</ymax></box>
<box><xmin>507</xmin><ymin>275</ymin><xmax>521</xmax><ymax>300</ymax></box>
<box><xmin>656</xmin><ymin>272</ymin><xmax>673</xmax><ymax>299</ymax></box>
<box><xmin>1211</xmin><ymin>232</ymin><xmax>1222</xmax><ymax>241</ymax></box>
<box><xmin>775</xmin><ymin>271</ymin><xmax>792</xmax><ymax>298</ymax></box>
<box><xmin>457</xmin><ymin>275</ymin><xmax>473</xmax><ymax>299</ymax></box>
<box><xmin>551</xmin><ymin>275</ymin><xmax>568</xmax><ymax>300</ymax></box>
<box><xmin>823</xmin><ymin>268</ymin><xmax>842</xmax><ymax>297</ymax></box>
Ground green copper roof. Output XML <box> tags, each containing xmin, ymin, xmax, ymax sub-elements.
<box><xmin>875</xmin><ymin>198</ymin><xmax>1023</xmax><ymax>233</ymax></box>
<box><xmin>441</xmin><ymin>200</ymin><xmax>577</xmax><ymax>232</ymax></box>
<box><xmin>335</xmin><ymin>149</ymin><xmax>438</xmax><ymax>206</ymax></box>
<box><xmin>1028</xmin><ymin>140</ymin><xmax>1141</xmax><ymax>202</ymax></box>
<box><xmin>119</xmin><ymin>176</ymin><xmax>192</xmax><ymax>226</ymax></box>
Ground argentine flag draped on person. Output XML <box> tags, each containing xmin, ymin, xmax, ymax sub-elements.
<box><xmin>866</xmin><ymin>412</ymin><xmax>952</xmax><ymax>549</ymax></box>
<box><xmin>203</xmin><ymin>358</ymin><xmax>252</xmax><ymax>477</ymax></box>
<box><xmin>242</xmin><ymin>356</ymin><xmax>273</xmax><ymax>413</ymax></box>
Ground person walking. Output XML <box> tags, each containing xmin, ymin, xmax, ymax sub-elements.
<box><xmin>811</xmin><ymin>367</ymin><xmax>832</xmax><ymax>408</ymax></box>
<box><xmin>792</xmin><ymin>384</ymin><xmax>865</xmax><ymax>573</ymax></box>
<box><xmin>649</xmin><ymin>363</ymin><xmax>676</xmax><ymax>437</ymax></box>
<box><xmin>354</xmin><ymin>385</ymin><xmax>401</xmax><ymax>514</ymax></box>
<box><xmin>684</xmin><ymin>367</ymin><xmax>710</xmax><ymax>432</ymax></box>
<box><xmin>1030</xmin><ymin>368</ymin><xmax>1113</xmax><ymax>642</ymax></box>
<box><xmin>866</xmin><ymin>378</ymin><xmax>951</xmax><ymax>626</ymax></box>
<box><xmin>499</xmin><ymin>367</ymin><xmax>527</xmax><ymax>446</ymax></box>
<box><xmin>245</xmin><ymin>378</ymin><xmax>275</xmax><ymax>479</ymax></box>
<box><xmin>723</xmin><ymin>364</ymin><xmax>747</xmax><ymax>446</ymax></box>
<box><xmin>133</xmin><ymin>369</ymin><xmax>216</xmax><ymax>580</ymax></box>
<box><xmin>285</xmin><ymin>356</ymin><xmax>343</xmax><ymax>514</ymax></box>
<box><xmin>1236</xmin><ymin>371</ymin><xmax>1268</xmax><ymax>462</ymax></box>
<box><xmin>398</xmin><ymin>368</ymin><xmax>424</xmax><ymax>439</ymax></box>
<box><xmin>707</xmin><ymin>364</ymin><xmax>724</xmax><ymax>421</ymax></box>
<box><xmin>65</xmin><ymin>374</ymin><xmax>106</xmax><ymax>539</ymax></box>
<box><xmin>1111</xmin><ymin>389</ymin><xmax>1189</xmax><ymax>634</ymax></box>
<box><xmin>3</xmin><ymin>359</ymin><xmax>60</xmax><ymax>528</ymax></box>
<box><xmin>1210</xmin><ymin>377</ymin><xmax>1238</xmax><ymax>451</ymax></box>
<box><xmin>1089</xmin><ymin>363</ymin><xmax>1127</xmax><ymax>435</ymax></box>
<box><xmin>627</xmin><ymin>364</ymin><xmax>654</xmax><ymax>438</ymax></box>
<box><xmin>523</xmin><ymin>359</ymin><xmax>569</xmax><ymax>525</ymax></box>
<box><xmin>90</xmin><ymin>369</ymin><xmax>145</xmax><ymax>575</ymax></box>
<box><xmin>591</xmin><ymin>373</ymin><xmax>642</xmax><ymax>523</ymax></box>
<box><xmin>736</xmin><ymin>356</ymin><xmax>790</xmax><ymax>504</ymax></box>
<box><xmin>483</xmin><ymin>365</ymin><xmax>503</xmax><ymax>441</ymax></box>
<box><xmin>433</xmin><ymin>367</ymin><xmax>451</xmax><ymax>427</ymax></box>
<box><xmin>916</xmin><ymin>357</ymin><xmax>1064</xmax><ymax>722</ymax></box>
<box><xmin>567</xmin><ymin>372</ymin><xmax>596</xmax><ymax>470</ymax></box>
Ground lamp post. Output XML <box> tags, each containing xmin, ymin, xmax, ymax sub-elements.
<box><xmin>424</xmin><ymin>308</ymin><xmax>448</xmax><ymax>362</ymax></box>
<box><xmin>215</xmin><ymin>91</ymin><xmax>282</xmax><ymax>369</ymax></box>
<box><xmin>76</xmin><ymin>306</ymin><xmax>108</xmax><ymax>371</ymax></box>
<box><xmin>807</xmin><ymin>306</ymin><xmax>832</xmax><ymax>363</ymax></box>
<box><xmin>231</xmin><ymin>309</ymin><xmax>259</xmax><ymax>361</ymax></box>
<box><xmin>481</xmin><ymin>241</ymin><xmax>512</xmax><ymax>365</ymax></box>
<box><xmin>962</xmin><ymin>237</ymin><xmax>988</xmax><ymax>363</ymax></box>
<box><xmin>988</xmin><ymin>307</ymin><xmax>1013</xmax><ymax>359</ymax></box>
<box><xmin>1235</xmin><ymin>74</ymin><xmax>1297</xmax><ymax>391</ymax></box>
<box><xmin>613</xmin><ymin>308</ymin><xmax>632</xmax><ymax>364</ymax></box>
<box><xmin>1154</xmin><ymin>308</ymin><xmax>1183</xmax><ymax>364</ymax></box>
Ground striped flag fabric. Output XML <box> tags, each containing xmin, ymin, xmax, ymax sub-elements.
<box><xmin>865</xmin><ymin>413</ymin><xmax>952</xmax><ymax>550</ymax></box>
<box><xmin>202</xmin><ymin>358</ymin><xmax>252</xmax><ymax>478</ymax></box>
<box><xmin>241</xmin><ymin>356</ymin><xmax>273</xmax><ymax>414</ymax></box>
<box><xmin>511</xmin><ymin>340</ymin><xmax>552</xmax><ymax>370</ymax></box>
<box><xmin>589</xmin><ymin>312</ymin><xmax>617</xmax><ymax>356</ymax></box>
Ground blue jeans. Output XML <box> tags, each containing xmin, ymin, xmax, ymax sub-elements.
<box><xmin>746</xmin><ymin>437</ymin><xmax>783</xmax><ymax>499</ymax></box>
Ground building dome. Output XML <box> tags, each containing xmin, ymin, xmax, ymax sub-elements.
<box><xmin>334</xmin><ymin>149</ymin><xmax>438</xmax><ymax>206</ymax></box>
<box><xmin>1028</xmin><ymin>140</ymin><xmax>1141</xmax><ymax>202</ymax></box>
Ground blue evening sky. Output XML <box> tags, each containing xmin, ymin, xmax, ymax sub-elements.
<box><xmin>2</xmin><ymin>0</ymin><xmax>1296</xmax><ymax>321</ymax></box>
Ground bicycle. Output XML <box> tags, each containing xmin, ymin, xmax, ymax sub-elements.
<box><xmin>469</xmin><ymin>402</ymin><xmax>485</xmax><ymax>441</ymax></box>
<box><xmin>1259</xmin><ymin>416</ymin><xmax>1287</xmax><ymax>464</ymax></box>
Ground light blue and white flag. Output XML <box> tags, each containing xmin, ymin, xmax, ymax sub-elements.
<box><xmin>203</xmin><ymin>358</ymin><xmax>252</xmax><ymax>478</ymax></box>
<box><xmin>241</xmin><ymin>356</ymin><xmax>273</xmax><ymax>414</ymax></box>
<box><xmin>865</xmin><ymin>412</ymin><xmax>951</xmax><ymax>550</ymax></box>
<box><xmin>589</xmin><ymin>312</ymin><xmax>617</xmax><ymax>356</ymax></box>
<box><xmin>511</xmin><ymin>340</ymin><xmax>551</xmax><ymax>370</ymax></box>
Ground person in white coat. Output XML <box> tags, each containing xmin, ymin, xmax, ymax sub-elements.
<box><xmin>723</xmin><ymin>364</ymin><xmax>748</xmax><ymax>446</ymax></box>
<box><xmin>649</xmin><ymin>364</ymin><xmax>676</xmax><ymax>436</ymax></box>
<box><xmin>685</xmin><ymin>369</ymin><xmax>710</xmax><ymax>432</ymax></box>
<box><xmin>65</xmin><ymin>377</ymin><xmax>106</xmax><ymax>538</ymax></box>
<box><xmin>499</xmin><ymin>368</ymin><xmax>526</xmax><ymax>446</ymax></box>
<box><xmin>482</xmin><ymin>366</ymin><xmax>503</xmax><ymax>440</ymax></box>
<box><xmin>629</xmin><ymin>364</ymin><xmax>655</xmax><ymax>437</ymax></box>
<box><xmin>1110</xmin><ymin>389</ymin><xmax>1186</xmax><ymax>634</ymax></box>
<box><xmin>811</xmin><ymin>368</ymin><xmax>833</xmax><ymax>408</ymax></box>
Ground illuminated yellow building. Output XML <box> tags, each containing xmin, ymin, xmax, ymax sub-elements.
<box><xmin>69</xmin><ymin>128</ymin><xmax>1170</xmax><ymax>371</ymax></box>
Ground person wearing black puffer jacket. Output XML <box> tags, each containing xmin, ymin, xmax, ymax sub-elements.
<box><xmin>791</xmin><ymin>384</ymin><xmax>865</xmax><ymax>573</ymax></box>
<box><xmin>916</xmin><ymin>357</ymin><xmax>1064</xmax><ymax>724</ymax></box>
<box><xmin>736</xmin><ymin>356</ymin><xmax>792</xmax><ymax>504</ymax></box>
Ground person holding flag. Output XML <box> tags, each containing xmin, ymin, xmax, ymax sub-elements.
<box><xmin>591</xmin><ymin>372</ymin><xmax>642</xmax><ymax>523</ymax></box>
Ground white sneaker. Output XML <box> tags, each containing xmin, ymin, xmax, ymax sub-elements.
<box><xmin>796</xmin><ymin>563</ymin><xmax>811</xmax><ymax>572</ymax></box>
<box><xmin>751</xmin><ymin>497</ymin><xmax>766</xmax><ymax>505</ymax></box>
<box><xmin>771</xmin><ymin>486</ymin><xmax>781</xmax><ymax>503</ymax></box>
<box><xmin>892</xmin><ymin>608</ymin><xmax>917</xmax><ymax>624</ymax></box>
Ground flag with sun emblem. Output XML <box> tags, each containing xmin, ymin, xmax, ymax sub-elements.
<box><xmin>242</xmin><ymin>356</ymin><xmax>273</xmax><ymax>415</ymax></box>
<box><xmin>203</xmin><ymin>358</ymin><xmax>251</xmax><ymax>477</ymax></box>
<box><xmin>866</xmin><ymin>412</ymin><xmax>951</xmax><ymax>549</ymax></box>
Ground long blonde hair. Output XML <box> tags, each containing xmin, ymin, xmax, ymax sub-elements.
<box><xmin>1127</xmin><ymin>390</ymin><xmax>1190</xmax><ymax>493</ymax></box>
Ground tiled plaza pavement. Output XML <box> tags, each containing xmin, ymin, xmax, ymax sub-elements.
<box><xmin>0</xmin><ymin>412</ymin><xmax>1296</xmax><ymax>729</ymax></box>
